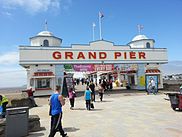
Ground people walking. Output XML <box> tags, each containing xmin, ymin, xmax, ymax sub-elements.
<box><xmin>89</xmin><ymin>80</ymin><xmax>96</xmax><ymax>102</ymax></box>
<box><xmin>26</xmin><ymin>87</ymin><xmax>38</xmax><ymax>107</ymax></box>
<box><xmin>49</xmin><ymin>85</ymin><xmax>67</xmax><ymax>137</ymax></box>
<box><xmin>84</xmin><ymin>86</ymin><xmax>92</xmax><ymax>110</ymax></box>
<box><xmin>0</xmin><ymin>95</ymin><xmax>8</xmax><ymax>118</ymax></box>
<box><xmin>98</xmin><ymin>82</ymin><xmax>104</xmax><ymax>101</ymax></box>
<box><xmin>68</xmin><ymin>88</ymin><xmax>76</xmax><ymax>110</ymax></box>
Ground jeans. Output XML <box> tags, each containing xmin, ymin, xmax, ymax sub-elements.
<box><xmin>85</xmin><ymin>100</ymin><xmax>91</xmax><ymax>110</ymax></box>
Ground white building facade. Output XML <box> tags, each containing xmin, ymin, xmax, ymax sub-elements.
<box><xmin>19</xmin><ymin>30</ymin><xmax>168</xmax><ymax>95</ymax></box>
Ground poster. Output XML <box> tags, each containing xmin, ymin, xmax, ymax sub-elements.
<box><xmin>145</xmin><ymin>75</ymin><xmax>158</xmax><ymax>94</ymax></box>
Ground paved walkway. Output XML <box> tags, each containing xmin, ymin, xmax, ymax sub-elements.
<box><xmin>28</xmin><ymin>91</ymin><xmax>182</xmax><ymax>137</ymax></box>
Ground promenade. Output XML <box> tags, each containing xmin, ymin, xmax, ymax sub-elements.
<box><xmin>28</xmin><ymin>87</ymin><xmax>182</xmax><ymax>137</ymax></box>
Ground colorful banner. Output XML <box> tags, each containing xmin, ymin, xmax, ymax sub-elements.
<box><xmin>73</xmin><ymin>64</ymin><xmax>94</xmax><ymax>72</ymax></box>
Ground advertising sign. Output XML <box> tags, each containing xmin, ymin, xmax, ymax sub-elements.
<box><xmin>73</xmin><ymin>64</ymin><xmax>94</xmax><ymax>72</ymax></box>
<box><xmin>64</xmin><ymin>64</ymin><xmax>73</xmax><ymax>72</ymax></box>
<box><xmin>94</xmin><ymin>64</ymin><xmax>114</xmax><ymax>71</ymax></box>
<box><xmin>145</xmin><ymin>75</ymin><xmax>158</xmax><ymax>94</ymax></box>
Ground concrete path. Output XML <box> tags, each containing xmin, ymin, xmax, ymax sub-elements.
<box><xmin>28</xmin><ymin>92</ymin><xmax>182</xmax><ymax>137</ymax></box>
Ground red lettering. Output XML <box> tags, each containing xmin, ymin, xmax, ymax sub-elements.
<box><xmin>130</xmin><ymin>52</ymin><xmax>136</xmax><ymax>59</ymax></box>
<box><xmin>53</xmin><ymin>51</ymin><xmax>61</xmax><ymax>59</ymax></box>
<box><xmin>65</xmin><ymin>52</ymin><xmax>73</xmax><ymax>59</ymax></box>
<box><xmin>124</xmin><ymin>52</ymin><xmax>127</xmax><ymax>59</ymax></box>
<box><xmin>99</xmin><ymin>52</ymin><xmax>107</xmax><ymax>59</ymax></box>
<box><xmin>114</xmin><ymin>52</ymin><xmax>121</xmax><ymax>59</ymax></box>
<box><xmin>88</xmin><ymin>52</ymin><xmax>96</xmax><ymax>59</ymax></box>
<box><xmin>139</xmin><ymin>52</ymin><xmax>146</xmax><ymax>59</ymax></box>
<box><xmin>77</xmin><ymin>52</ymin><xmax>85</xmax><ymax>59</ymax></box>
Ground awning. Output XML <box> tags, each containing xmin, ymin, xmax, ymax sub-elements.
<box><xmin>120</xmin><ymin>70</ymin><xmax>136</xmax><ymax>74</ymax></box>
<box><xmin>32</xmin><ymin>76</ymin><xmax>55</xmax><ymax>78</ymax></box>
<box><xmin>34</xmin><ymin>72</ymin><xmax>54</xmax><ymax>76</ymax></box>
<box><xmin>145</xmin><ymin>69</ymin><xmax>160</xmax><ymax>73</ymax></box>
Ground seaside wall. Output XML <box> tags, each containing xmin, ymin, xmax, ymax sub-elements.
<box><xmin>163</xmin><ymin>80</ymin><xmax>182</xmax><ymax>91</ymax></box>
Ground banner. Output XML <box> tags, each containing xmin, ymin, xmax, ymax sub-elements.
<box><xmin>94</xmin><ymin>64</ymin><xmax>114</xmax><ymax>71</ymax></box>
<box><xmin>73</xmin><ymin>64</ymin><xmax>94</xmax><ymax>72</ymax></box>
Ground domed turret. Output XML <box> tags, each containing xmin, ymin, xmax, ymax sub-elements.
<box><xmin>128</xmin><ymin>34</ymin><xmax>155</xmax><ymax>49</ymax></box>
<box><xmin>30</xmin><ymin>30</ymin><xmax>62</xmax><ymax>47</ymax></box>
<box><xmin>37</xmin><ymin>31</ymin><xmax>54</xmax><ymax>36</ymax></box>
<box><xmin>132</xmin><ymin>35</ymin><xmax>148</xmax><ymax>42</ymax></box>
<box><xmin>29</xmin><ymin>21</ymin><xmax>62</xmax><ymax>47</ymax></box>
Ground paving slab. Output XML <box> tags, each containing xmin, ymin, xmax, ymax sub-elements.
<box><xmin>28</xmin><ymin>92</ymin><xmax>182</xmax><ymax>137</ymax></box>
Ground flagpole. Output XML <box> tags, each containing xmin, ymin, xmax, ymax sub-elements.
<box><xmin>45</xmin><ymin>20</ymin><xmax>48</xmax><ymax>31</ymax></box>
<box><xmin>137</xmin><ymin>24</ymin><xmax>140</xmax><ymax>35</ymax></box>
<box><xmin>99</xmin><ymin>12</ymin><xmax>102</xmax><ymax>40</ymax></box>
<box><xmin>92</xmin><ymin>23</ymin><xmax>95</xmax><ymax>41</ymax></box>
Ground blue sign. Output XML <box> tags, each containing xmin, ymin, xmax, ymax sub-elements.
<box><xmin>145</xmin><ymin>75</ymin><xmax>158</xmax><ymax>94</ymax></box>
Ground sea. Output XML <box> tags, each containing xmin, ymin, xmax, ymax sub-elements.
<box><xmin>0</xmin><ymin>87</ymin><xmax>26</xmax><ymax>94</ymax></box>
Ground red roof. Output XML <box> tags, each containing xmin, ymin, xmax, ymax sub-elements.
<box><xmin>145</xmin><ymin>69</ymin><xmax>160</xmax><ymax>73</ymax></box>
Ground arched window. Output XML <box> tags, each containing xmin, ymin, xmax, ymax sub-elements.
<box><xmin>43</xmin><ymin>39</ymin><xmax>49</xmax><ymax>47</ymax></box>
<box><xmin>146</xmin><ymin>42</ymin><xmax>150</xmax><ymax>48</ymax></box>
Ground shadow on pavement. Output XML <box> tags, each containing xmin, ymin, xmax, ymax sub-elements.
<box><xmin>64</xmin><ymin>127</ymin><xmax>80</xmax><ymax>132</ymax></box>
<box><xmin>28</xmin><ymin>132</ymin><xmax>45</xmax><ymax>137</ymax></box>
<box><xmin>90</xmin><ymin>108</ymin><xmax>103</xmax><ymax>111</ymax></box>
<box><xmin>73</xmin><ymin>108</ymin><xmax>86</xmax><ymax>111</ymax></box>
<box><xmin>95</xmin><ymin>100</ymin><xmax>113</xmax><ymax>103</ymax></box>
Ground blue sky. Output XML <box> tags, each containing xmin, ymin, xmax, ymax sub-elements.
<box><xmin>0</xmin><ymin>0</ymin><xmax>182</xmax><ymax>87</ymax></box>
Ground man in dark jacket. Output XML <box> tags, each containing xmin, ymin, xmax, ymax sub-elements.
<box><xmin>89</xmin><ymin>80</ymin><xmax>95</xmax><ymax>102</ymax></box>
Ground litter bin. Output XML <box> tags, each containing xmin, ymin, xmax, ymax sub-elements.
<box><xmin>178</xmin><ymin>94</ymin><xmax>182</xmax><ymax>110</ymax></box>
<box><xmin>6</xmin><ymin>107</ymin><xmax>29</xmax><ymax>137</ymax></box>
<box><xmin>167</xmin><ymin>93</ymin><xmax>179</xmax><ymax>110</ymax></box>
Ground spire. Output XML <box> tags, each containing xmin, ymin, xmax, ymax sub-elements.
<box><xmin>45</xmin><ymin>20</ymin><xmax>48</xmax><ymax>31</ymax></box>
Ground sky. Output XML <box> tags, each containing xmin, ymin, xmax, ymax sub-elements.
<box><xmin>0</xmin><ymin>0</ymin><xmax>182</xmax><ymax>88</ymax></box>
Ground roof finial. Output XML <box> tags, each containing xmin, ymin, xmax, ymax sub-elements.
<box><xmin>45</xmin><ymin>20</ymin><xmax>48</xmax><ymax>31</ymax></box>
<box><xmin>137</xmin><ymin>24</ymin><xmax>144</xmax><ymax>35</ymax></box>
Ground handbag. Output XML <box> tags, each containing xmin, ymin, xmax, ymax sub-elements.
<box><xmin>73</xmin><ymin>91</ymin><xmax>77</xmax><ymax>97</ymax></box>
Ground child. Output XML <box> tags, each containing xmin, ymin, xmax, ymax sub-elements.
<box><xmin>68</xmin><ymin>88</ymin><xmax>76</xmax><ymax>109</ymax></box>
<box><xmin>84</xmin><ymin>87</ymin><xmax>91</xmax><ymax>110</ymax></box>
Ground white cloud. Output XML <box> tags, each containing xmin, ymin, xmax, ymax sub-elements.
<box><xmin>0</xmin><ymin>0</ymin><xmax>66</xmax><ymax>14</ymax></box>
<box><xmin>0</xmin><ymin>51</ymin><xmax>19</xmax><ymax>65</ymax></box>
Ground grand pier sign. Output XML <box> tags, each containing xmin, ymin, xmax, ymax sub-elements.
<box><xmin>19</xmin><ymin>40</ymin><xmax>167</xmax><ymax>65</ymax></box>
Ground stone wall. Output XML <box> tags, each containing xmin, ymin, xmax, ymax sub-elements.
<box><xmin>5</xmin><ymin>92</ymin><xmax>34</xmax><ymax>108</ymax></box>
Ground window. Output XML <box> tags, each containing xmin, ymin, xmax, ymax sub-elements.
<box><xmin>36</xmin><ymin>78</ymin><xmax>51</xmax><ymax>89</ymax></box>
<box><xmin>146</xmin><ymin>42</ymin><xmax>150</xmax><ymax>48</ymax></box>
<box><xmin>43</xmin><ymin>39</ymin><xmax>49</xmax><ymax>47</ymax></box>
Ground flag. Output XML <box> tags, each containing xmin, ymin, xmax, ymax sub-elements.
<box><xmin>93</xmin><ymin>22</ymin><xmax>96</xmax><ymax>27</ymax></box>
<box><xmin>99</xmin><ymin>12</ymin><xmax>104</xmax><ymax>18</ymax></box>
